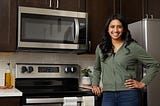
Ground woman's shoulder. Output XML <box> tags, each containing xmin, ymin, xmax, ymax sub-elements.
<box><xmin>128</xmin><ymin>41</ymin><xmax>142</xmax><ymax>48</ymax></box>
<box><xmin>128</xmin><ymin>41</ymin><xmax>146</xmax><ymax>52</ymax></box>
<box><xmin>96</xmin><ymin>44</ymin><xmax>101</xmax><ymax>50</ymax></box>
<box><xmin>95</xmin><ymin>44</ymin><xmax>102</xmax><ymax>53</ymax></box>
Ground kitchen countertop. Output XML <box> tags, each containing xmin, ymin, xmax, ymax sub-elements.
<box><xmin>0</xmin><ymin>88</ymin><xmax>22</xmax><ymax>97</ymax></box>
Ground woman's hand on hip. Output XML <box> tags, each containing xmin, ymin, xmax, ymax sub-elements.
<box><xmin>124</xmin><ymin>79</ymin><xmax>145</xmax><ymax>89</ymax></box>
<box><xmin>92</xmin><ymin>86</ymin><xmax>102</xmax><ymax>96</ymax></box>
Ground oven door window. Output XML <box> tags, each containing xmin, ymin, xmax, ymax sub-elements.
<box><xmin>21</xmin><ymin>13</ymin><xmax>82</xmax><ymax>44</ymax></box>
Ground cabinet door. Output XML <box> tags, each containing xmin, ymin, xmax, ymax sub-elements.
<box><xmin>0</xmin><ymin>97</ymin><xmax>20</xmax><ymax>106</ymax></box>
<box><xmin>78</xmin><ymin>0</ymin><xmax>86</xmax><ymax>12</ymax></box>
<box><xmin>0</xmin><ymin>0</ymin><xmax>17</xmax><ymax>51</ymax></box>
<box><xmin>120</xmin><ymin>0</ymin><xmax>143</xmax><ymax>23</ymax></box>
<box><xmin>54</xmin><ymin>0</ymin><xmax>79</xmax><ymax>11</ymax></box>
<box><xmin>147</xmin><ymin>0</ymin><xmax>160</xmax><ymax>18</ymax></box>
<box><xmin>18</xmin><ymin>0</ymin><xmax>85</xmax><ymax>12</ymax></box>
<box><xmin>18</xmin><ymin>0</ymin><xmax>50</xmax><ymax>8</ymax></box>
<box><xmin>87</xmin><ymin>0</ymin><xmax>114</xmax><ymax>53</ymax></box>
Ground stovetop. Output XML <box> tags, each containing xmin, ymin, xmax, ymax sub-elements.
<box><xmin>17</xmin><ymin>87</ymin><xmax>93</xmax><ymax>97</ymax></box>
<box><xmin>15</xmin><ymin>63</ymin><xmax>94</xmax><ymax>97</ymax></box>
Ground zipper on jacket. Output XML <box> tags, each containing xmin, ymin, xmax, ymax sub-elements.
<box><xmin>112</xmin><ymin>54</ymin><xmax>117</xmax><ymax>91</ymax></box>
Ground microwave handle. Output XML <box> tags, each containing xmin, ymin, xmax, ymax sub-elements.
<box><xmin>74</xmin><ymin>19</ymin><xmax>79</xmax><ymax>43</ymax></box>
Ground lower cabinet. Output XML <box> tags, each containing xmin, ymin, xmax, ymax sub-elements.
<box><xmin>0</xmin><ymin>97</ymin><xmax>20</xmax><ymax>106</ymax></box>
<box><xmin>95</xmin><ymin>95</ymin><xmax>102</xmax><ymax>106</ymax></box>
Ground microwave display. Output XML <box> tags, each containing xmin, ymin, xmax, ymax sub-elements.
<box><xmin>18</xmin><ymin>6</ymin><xmax>88</xmax><ymax>52</ymax></box>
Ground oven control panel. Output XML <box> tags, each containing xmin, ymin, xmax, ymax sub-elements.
<box><xmin>15</xmin><ymin>63</ymin><xmax>80</xmax><ymax>78</ymax></box>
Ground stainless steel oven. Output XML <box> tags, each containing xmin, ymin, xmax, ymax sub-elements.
<box><xmin>18</xmin><ymin>6</ymin><xmax>88</xmax><ymax>53</ymax></box>
<box><xmin>15</xmin><ymin>63</ymin><xmax>95</xmax><ymax>106</ymax></box>
<box><xmin>21</xmin><ymin>97</ymin><xmax>92</xmax><ymax>106</ymax></box>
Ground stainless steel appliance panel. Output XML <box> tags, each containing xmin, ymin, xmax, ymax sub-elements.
<box><xmin>15</xmin><ymin>63</ymin><xmax>95</xmax><ymax>106</ymax></box>
<box><xmin>129</xmin><ymin>19</ymin><xmax>160</xmax><ymax>106</ymax></box>
<box><xmin>15</xmin><ymin>63</ymin><xmax>80</xmax><ymax>78</ymax></box>
<box><xmin>22</xmin><ymin>97</ymin><xmax>82</xmax><ymax>106</ymax></box>
<box><xmin>18</xmin><ymin>6</ymin><xmax>88</xmax><ymax>52</ymax></box>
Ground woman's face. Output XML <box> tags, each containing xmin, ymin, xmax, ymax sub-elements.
<box><xmin>108</xmin><ymin>19</ymin><xmax>124</xmax><ymax>41</ymax></box>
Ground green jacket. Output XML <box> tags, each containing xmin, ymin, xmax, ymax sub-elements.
<box><xmin>92</xmin><ymin>42</ymin><xmax>160</xmax><ymax>91</ymax></box>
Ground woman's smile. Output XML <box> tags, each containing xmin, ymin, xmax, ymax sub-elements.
<box><xmin>108</xmin><ymin>19</ymin><xmax>124</xmax><ymax>41</ymax></box>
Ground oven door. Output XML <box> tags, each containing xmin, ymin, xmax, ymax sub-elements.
<box><xmin>21</xmin><ymin>96</ymin><xmax>95</xmax><ymax>106</ymax></box>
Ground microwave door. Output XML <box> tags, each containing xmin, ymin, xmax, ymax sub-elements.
<box><xmin>73</xmin><ymin>19</ymin><xmax>79</xmax><ymax>43</ymax></box>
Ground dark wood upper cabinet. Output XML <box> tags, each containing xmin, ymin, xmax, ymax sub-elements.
<box><xmin>120</xmin><ymin>0</ymin><xmax>143</xmax><ymax>23</ymax></box>
<box><xmin>145</xmin><ymin>0</ymin><xmax>160</xmax><ymax>18</ymax></box>
<box><xmin>18</xmin><ymin>0</ymin><xmax>86</xmax><ymax>12</ymax></box>
<box><xmin>111</xmin><ymin>0</ymin><xmax>143</xmax><ymax>24</ymax></box>
<box><xmin>0</xmin><ymin>0</ymin><xmax>17</xmax><ymax>51</ymax></box>
<box><xmin>53</xmin><ymin>0</ymin><xmax>78</xmax><ymax>11</ymax></box>
<box><xmin>119</xmin><ymin>0</ymin><xmax>160</xmax><ymax>23</ymax></box>
<box><xmin>18</xmin><ymin>0</ymin><xmax>50</xmax><ymax>8</ymax></box>
<box><xmin>86</xmin><ymin>0</ymin><xmax>114</xmax><ymax>53</ymax></box>
<box><xmin>78</xmin><ymin>0</ymin><xmax>86</xmax><ymax>12</ymax></box>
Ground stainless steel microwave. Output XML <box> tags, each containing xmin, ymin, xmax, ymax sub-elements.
<box><xmin>18</xmin><ymin>6</ymin><xmax>88</xmax><ymax>53</ymax></box>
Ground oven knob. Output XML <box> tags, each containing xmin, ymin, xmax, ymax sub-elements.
<box><xmin>28</xmin><ymin>66</ymin><xmax>34</xmax><ymax>73</ymax></box>
<box><xmin>21</xmin><ymin>66</ymin><xmax>28</xmax><ymax>73</ymax></box>
<box><xmin>71</xmin><ymin>67</ymin><xmax>77</xmax><ymax>73</ymax></box>
<box><xmin>64</xmin><ymin>67</ymin><xmax>71</xmax><ymax>73</ymax></box>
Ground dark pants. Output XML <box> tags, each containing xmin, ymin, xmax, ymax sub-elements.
<box><xmin>102</xmin><ymin>90</ymin><xmax>140</xmax><ymax>106</ymax></box>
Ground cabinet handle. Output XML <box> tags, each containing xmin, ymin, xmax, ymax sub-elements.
<box><xmin>56</xmin><ymin>0</ymin><xmax>59</xmax><ymax>8</ymax></box>
<box><xmin>145</xmin><ymin>14</ymin><xmax>149</xmax><ymax>19</ymax></box>
<box><xmin>88</xmin><ymin>41</ymin><xmax>91</xmax><ymax>52</ymax></box>
<box><xmin>150</xmin><ymin>14</ymin><xmax>154</xmax><ymax>19</ymax></box>
<box><xmin>49</xmin><ymin>0</ymin><xmax>52</xmax><ymax>8</ymax></box>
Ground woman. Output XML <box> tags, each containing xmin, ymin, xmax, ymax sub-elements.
<box><xmin>92</xmin><ymin>14</ymin><xmax>160</xmax><ymax>106</ymax></box>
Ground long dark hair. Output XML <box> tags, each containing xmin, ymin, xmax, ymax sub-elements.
<box><xmin>99</xmin><ymin>14</ymin><xmax>135</xmax><ymax>61</ymax></box>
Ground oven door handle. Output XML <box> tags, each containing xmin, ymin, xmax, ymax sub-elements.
<box><xmin>26</xmin><ymin>97</ymin><xmax>82</xmax><ymax>104</ymax></box>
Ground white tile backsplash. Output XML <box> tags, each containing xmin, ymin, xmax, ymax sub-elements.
<box><xmin>0</xmin><ymin>52</ymin><xmax>96</xmax><ymax>85</ymax></box>
<box><xmin>0</xmin><ymin>70</ymin><xmax>5</xmax><ymax>86</ymax></box>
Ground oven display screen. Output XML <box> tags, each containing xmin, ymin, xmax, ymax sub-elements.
<box><xmin>38</xmin><ymin>67</ymin><xmax>59</xmax><ymax>73</ymax></box>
